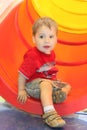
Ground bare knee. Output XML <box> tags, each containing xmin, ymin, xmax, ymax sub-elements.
<box><xmin>62</xmin><ymin>84</ymin><xmax>71</xmax><ymax>95</ymax></box>
<box><xmin>40</xmin><ymin>80</ymin><xmax>52</xmax><ymax>91</ymax></box>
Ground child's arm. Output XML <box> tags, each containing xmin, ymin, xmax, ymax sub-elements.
<box><xmin>17</xmin><ymin>73</ymin><xmax>28</xmax><ymax>103</ymax></box>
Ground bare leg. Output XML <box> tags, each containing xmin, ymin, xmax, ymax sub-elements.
<box><xmin>40</xmin><ymin>81</ymin><xmax>66</xmax><ymax>128</ymax></box>
<box><xmin>40</xmin><ymin>81</ymin><xmax>53</xmax><ymax>107</ymax></box>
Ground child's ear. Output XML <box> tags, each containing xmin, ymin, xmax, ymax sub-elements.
<box><xmin>32</xmin><ymin>36</ymin><xmax>35</xmax><ymax>43</ymax></box>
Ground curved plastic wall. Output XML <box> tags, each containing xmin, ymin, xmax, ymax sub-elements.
<box><xmin>0</xmin><ymin>0</ymin><xmax>87</xmax><ymax>115</ymax></box>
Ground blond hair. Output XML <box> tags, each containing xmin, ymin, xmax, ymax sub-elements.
<box><xmin>32</xmin><ymin>17</ymin><xmax>58</xmax><ymax>36</ymax></box>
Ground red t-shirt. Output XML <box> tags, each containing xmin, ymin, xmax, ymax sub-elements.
<box><xmin>19</xmin><ymin>47</ymin><xmax>58</xmax><ymax>82</ymax></box>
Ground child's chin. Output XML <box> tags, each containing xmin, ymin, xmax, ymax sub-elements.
<box><xmin>44</xmin><ymin>51</ymin><xmax>51</xmax><ymax>54</ymax></box>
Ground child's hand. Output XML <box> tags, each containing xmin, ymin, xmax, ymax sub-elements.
<box><xmin>17</xmin><ymin>89</ymin><xmax>28</xmax><ymax>104</ymax></box>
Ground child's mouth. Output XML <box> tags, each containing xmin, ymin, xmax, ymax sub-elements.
<box><xmin>43</xmin><ymin>46</ymin><xmax>50</xmax><ymax>49</ymax></box>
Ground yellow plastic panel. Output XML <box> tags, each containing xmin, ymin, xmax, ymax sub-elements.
<box><xmin>32</xmin><ymin>0</ymin><xmax>87</xmax><ymax>33</ymax></box>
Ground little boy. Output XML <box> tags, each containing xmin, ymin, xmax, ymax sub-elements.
<box><xmin>17</xmin><ymin>17</ymin><xmax>71</xmax><ymax>128</ymax></box>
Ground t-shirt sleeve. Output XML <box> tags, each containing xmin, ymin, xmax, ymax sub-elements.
<box><xmin>19</xmin><ymin>50</ymin><xmax>38</xmax><ymax>79</ymax></box>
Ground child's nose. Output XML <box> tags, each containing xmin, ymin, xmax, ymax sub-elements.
<box><xmin>45</xmin><ymin>37</ymin><xmax>49</xmax><ymax>43</ymax></box>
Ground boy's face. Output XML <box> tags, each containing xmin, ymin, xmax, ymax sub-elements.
<box><xmin>32</xmin><ymin>25</ymin><xmax>57</xmax><ymax>54</ymax></box>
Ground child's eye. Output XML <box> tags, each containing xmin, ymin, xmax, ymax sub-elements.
<box><xmin>50</xmin><ymin>35</ymin><xmax>54</xmax><ymax>38</ymax></box>
<box><xmin>39</xmin><ymin>35</ymin><xmax>44</xmax><ymax>38</ymax></box>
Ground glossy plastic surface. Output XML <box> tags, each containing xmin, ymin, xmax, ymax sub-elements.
<box><xmin>0</xmin><ymin>0</ymin><xmax>87</xmax><ymax>115</ymax></box>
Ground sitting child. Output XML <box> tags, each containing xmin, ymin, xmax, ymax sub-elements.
<box><xmin>17</xmin><ymin>16</ymin><xmax>71</xmax><ymax>128</ymax></box>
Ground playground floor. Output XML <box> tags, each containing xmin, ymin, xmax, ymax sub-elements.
<box><xmin>0</xmin><ymin>101</ymin><xmax>87</xmax><ymax>130</ymax></box>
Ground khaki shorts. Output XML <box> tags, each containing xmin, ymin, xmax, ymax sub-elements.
<box><xmin>26</xmin><ymin>78</ymin><xmax>67</xmax><ymax>99</ymax></box>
